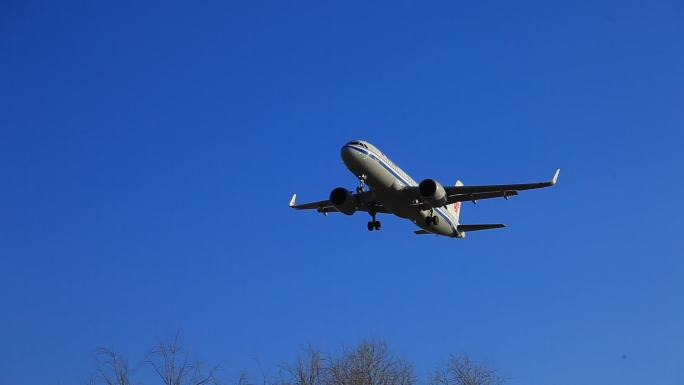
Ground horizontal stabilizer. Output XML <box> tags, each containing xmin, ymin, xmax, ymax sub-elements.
<box><xmin>457</xmin><ymin>224</ymin><xmax>506</xmax><ymax>232</ymax></box>
<box><xmin>414</xmin><ymin>229</ymin><xmax>432</xmax><ymax>235</ymax></box>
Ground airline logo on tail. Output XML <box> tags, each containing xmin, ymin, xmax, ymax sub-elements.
<box><xmin>452</xmin><ymin>180</ymin><xmax>463</xmax><ymax>223</ymax></box>
<box><xmin>453</xmin><ymin>201</ymin><xmax>461</xmax><ymax>215</ymax></box>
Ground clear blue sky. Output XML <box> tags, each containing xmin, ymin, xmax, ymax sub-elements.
<box><xmin>1</xmin><ymin>1</ymin><xmax>682</xmax><ymax>384</ymax></box>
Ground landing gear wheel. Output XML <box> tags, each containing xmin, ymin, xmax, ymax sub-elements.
<box><xmin>373</xmin><ymin>221</ymin><xmax>381</xmax><ymax>230</ymax></box>
<box><xmin>425</xmin><ymin>216</ymin><xmax>439</xmax><ymax>226</ymax></box>
<box><xmin>367</xmin><ymin>221</ymin><xmax>374</xmax><ymax>231</ymax></box>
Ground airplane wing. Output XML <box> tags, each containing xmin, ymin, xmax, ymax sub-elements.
<box><xmin>288</xmin><ymin>193</ymin><xmax>390</xmax><ymax>214</ymax></box>
<box><xmin>443</xmin><ymin>169</ymin><xmax>559</xmax><ymax>205</ymax></box>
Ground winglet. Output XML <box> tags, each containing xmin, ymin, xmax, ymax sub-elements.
<box><xmin>289</xmin><ymin>193</ymin><xmax>297</xmax><ymax>207</ymax></box>
<box><xmin>551</xmin><ymin>169</ymin><xmax>560</xmax><ymax>185</ymax></box>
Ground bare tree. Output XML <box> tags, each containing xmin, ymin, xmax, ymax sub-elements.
<box><xmin>430</xmin><ymin>355</ymin><xmax>505</xmax><ymax>385</ymax></box>
<box><xmin>276</xmin><ymin>340</ymin><xmax>414</xmax><ymax>385</ymax></box>
<box><xmin>85</xmin><ymin>338</ymin><xmax>506</xmax><ymax>385</ymax></box>
<box><xmin>276</xmin><ymin>346</ymin><xmax>327</xmax><ymax>385</ymax></box>
<box><xmin>145</xmin><ymin>334</ymin><xmax>221</xmax><ymax>385</ymax></box>
<box><xmin>94</xmin><ymin>348</ymin><xmax>133</xmax><ymax>385</ymax></box>
<box><xmin>328</xmin><ymin>340</ymin><xmax>415</xmax><ymax>385</ymax></box>
<box><xmin>294</xmin><ymin>347</ymin><xmax>326</xmax><ymax>385</ymax></box>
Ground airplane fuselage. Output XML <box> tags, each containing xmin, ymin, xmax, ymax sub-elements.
<box><xmin>341</xmin><ymin>141</ymin><xmax>461</xmax><ymax>237</ymax></box>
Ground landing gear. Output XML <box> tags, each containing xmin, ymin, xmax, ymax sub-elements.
<box><xmin>356</xmin><ymin>174</ymin><xmax>367</xmax><ymax>194</ymax></box>
<box><xmin>366</xmin><ymin>201</ymin><xmax>381</xmax><ymax>231</ymax></box>
<box><xmin>425</xmin><ymin>211</ymin><xmax>439</xmax><ymax>226</ymax></box>
<box><xmin>367</xmin><ymin>220</ymin><xmax>381</xmax><ymax>231</ymax></box>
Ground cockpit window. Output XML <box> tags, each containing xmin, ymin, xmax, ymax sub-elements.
<box><xmin>348</xmin><ymin>141</ymin><xmax>368</xmax><ymax>149</ymax></box>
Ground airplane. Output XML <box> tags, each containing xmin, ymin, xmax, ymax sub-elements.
<box><xmin>289</xmin><ymin>140</ymin><xmax>559</xmax><ymax>238</ymax></box>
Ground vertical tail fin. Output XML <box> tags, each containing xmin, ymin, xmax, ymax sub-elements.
<box><xmin>451</xmin><ymin>180</ymin><xmax>463</xmax><ymax>224</ymax></box>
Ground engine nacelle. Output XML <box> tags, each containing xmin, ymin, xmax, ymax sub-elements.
<box><xmin>329</xmin><ymin>187</ymin><xmax>357</xmax><ymax>215</ymax></box>
<box><xmin>419</xmin><ymin>178</ymin><xmax>447</xmax><ymax>207</ymax></box>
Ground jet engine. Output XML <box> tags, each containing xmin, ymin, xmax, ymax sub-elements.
<box><xmin>418</xmin><ymin>178</ymin><xmax>447</xmax><ymax>207</ymax></box>
<box><xmin>329</xmin><ymin>187</ymin><xmax>357</xmax><ymax>215</ymax></box>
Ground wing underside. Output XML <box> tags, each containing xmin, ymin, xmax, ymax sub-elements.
<box><xmin>444</xmin><ymin>169</ymin><xmax>559</xmax><ymax>202</ymax></box>
<box><xmin>288</xmin><ymin>193</ymin><xmax>390</xmax><ymax>214</ymax></box>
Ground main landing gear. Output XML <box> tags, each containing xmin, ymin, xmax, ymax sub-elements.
<box><xmin>367</xmin><ymin>201</ymin><xmax>381</xmax><ymax>231</ymax></box>
<box><xmin>425</xmin><ymin>210</ymin><xmax>440</xmax><ymax>226</ymax></box>
<box><xmin>367</xmin><ymin>220</ymin><xmax>381</xmax><ymax>231</ymax></box>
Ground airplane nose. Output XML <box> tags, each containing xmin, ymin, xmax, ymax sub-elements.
<box><xmin>340</xmin><ymin>144</ymin><xmax>362</xmax><ymax>171</ymax></box>
<box><xmin>340</xmin><ymin>145</ymin><xmax>354</xmax><ymax>163</ymax></box>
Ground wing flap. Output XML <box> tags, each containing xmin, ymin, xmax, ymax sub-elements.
<box><xmin>445</xmin><ymin>190</ymin><xmax>518</xmax><ymax>204</ymax></box>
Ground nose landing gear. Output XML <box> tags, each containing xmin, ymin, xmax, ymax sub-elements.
<box><xmin>356</xmin><ymin>174</ymin><xmax>367</xmax><ymax>194</ymax></box>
